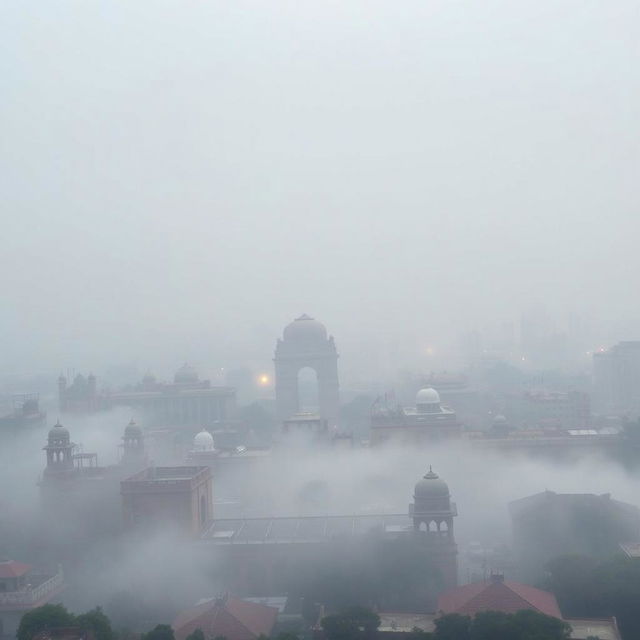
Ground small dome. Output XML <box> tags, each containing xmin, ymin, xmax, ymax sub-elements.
<box><xmin>283</xmin><ymin>314</ymin><xmax>328</xmax><ymax>342</ymax></box>
<box><xmin>416</xmin><ymin>387</ymin><xmax>440</xmax><ymax>405</ymax></box>
<box><xmin>193</xmin><ymin>429</ymin><xmax>215</xmax><ymax>451</ymax></box>
<box><xmin>414</xmin><ymin>467</ymin><xmax>450</xmax><ymax>499</ymax></box>
<box><xmin>175</xmin><ymin>363</ymin><xmax>199</xmax><ymax>384</ymax></box>
<box><xmin>493</xmin><ymin>414</ymin><xmax>508</xmax><ymax>425</ymax></box>
<box><xmin>48</xmin><ymin>421</ymin><xmax>70</xmax><ymax>441</ymax></box>
<box><xmin>124</xmin><ymin>419</ymin><xmax>142</xmax><ymax>437</ymax></box>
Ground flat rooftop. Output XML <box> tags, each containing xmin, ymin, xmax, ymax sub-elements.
<box><xmin>566</xmin><ymin>618</ymin><xmax>621</xmax><ymax>640</ymax></box>
<box><xmin>201</xmin><ymin>514</ymin><xmax>411</xmax><ymax>544</ymax></box>
<box><xmin>378</xmin><ymin>613</ymin><xmax>436</xmax><ymax>633</ymax></box>
<box><xmin>121</xmin><ymin>466</ymin><xmax>210</xmax><ymax>488</ymax></box>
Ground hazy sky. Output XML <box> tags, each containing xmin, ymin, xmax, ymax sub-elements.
<box><xmin>2</xmin><ymin>2</ymin><xmax>639</xmax><ymax>376</ymax></box>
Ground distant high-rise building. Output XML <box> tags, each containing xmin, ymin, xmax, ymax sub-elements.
<box><xmin>593</xmin><ymin>342</ymin><xmax>640</xmax><ymax>417</ymax></box>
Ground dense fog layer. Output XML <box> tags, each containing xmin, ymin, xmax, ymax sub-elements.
<box><xmin>2</xmin><ymin>1</ymin><xmax>640</xmax><ymax>376</ymax></box>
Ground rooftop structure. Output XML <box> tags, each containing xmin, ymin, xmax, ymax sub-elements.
<box><xmin>0</xmin><ymin>561</ymin><xmax>65</xmax><ymax>637</ymax></box>
<box><xmin>510</xmin><ymin>491</ymin><xmax>640</xmax><ymax>581</ymax></box>
<box><xmin>173</xmin><ymin>595</ymin><xmax>279</xmax><ymax>640</ymax></box>
<box><xmin>593</xmin><ymin>341</ymin><xmax>640</xmax><ymax>418</ymax></box>
<box><xmin>371</xmin><ymin>388</ymin><xmax>461</xmax><ymax>446</ymax></box>
<box><xmin>437</xmin><ymin>573</ymin><xmax>562</xmax><ymax>619</ymax></box>
<box><xmin>58</xmin><ymin>367</ymin><xmax>237</xmax><ymax>427</ymax></box>
<box><xmin>121</xmin><ymin>466</ymin><xmax>213</xmax><ymax>536</ymax></box>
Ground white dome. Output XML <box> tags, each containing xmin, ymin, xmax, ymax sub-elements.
<box><xmin>283</xmin><ymin>314</ymin><xmax>328</xmax><ymax>342</ymax></box>
<box><xmin>416</xmin><ymin>387</ymin><xmax>440</xmax><ymax>405</ymax></box>
<box><xmin>193</xmin><ymin>429</ymin><xmax>215</xmax><ymax>451</ymax></box>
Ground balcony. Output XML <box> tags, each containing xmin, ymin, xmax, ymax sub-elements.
<box><xmin>0</xmin><ymin>570</ymin><xmax>64</xmax><ymax>610</ymax></box>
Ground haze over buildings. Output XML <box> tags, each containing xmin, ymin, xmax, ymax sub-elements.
<box><xmin>2</xmin><ymin>1</ymin><xmax>640</xmax><ymax>379</ymax></box>
<box><xmin>2</xmin><ymin>3</ymin><xmax>640</xmax><ymax>640</ymax></box>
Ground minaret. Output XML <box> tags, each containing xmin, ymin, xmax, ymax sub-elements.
<box><xmin>122</xmin><ymin>419</ymin><xmax>145</xmax><ymax>465</ymax></box>
<box><xmin>43</xmin><ymin>421</ymin><xmax>75</xmax><ymax>475</ymax></box>
<box><xmin>409</xmin><ymin>467</ymin><xmax>459</xmax><ymax>588</ymax></box>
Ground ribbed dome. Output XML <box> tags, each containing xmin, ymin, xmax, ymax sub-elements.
<box><xmin>416</xmin><ymin>387</ymin><xmax>440</xmax><ymax>405</ymax></box>
<box><xmin>414</xmin><ymin>467</ymin><xmax>450</xmax><ymax>499</ymax></box>
<box><xmin>48</xmin><ymin>421</ymin><xmax>70</xmax><ymax>441</ymax></box>
<box><xmin>124</xmin><ymin>419</ymin><xmax>142</xmax><ymax>437</ymax></box>
<box><xmin>193</xmin><ymin>429</ymin><xmax>215</xmax><ymax>451</ymax></box>
<box><xmin>283</xmin><ymin>314</ymin><xmax>328</xmax><ymax>342</ymax></box>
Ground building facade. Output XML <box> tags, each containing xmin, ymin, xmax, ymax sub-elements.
<box><xmin>371</xmin><ymin>388</ymin><xmax>461</xmax><ymax>446</ymax></box>
<box><xmin>593</xmin><ymin>341</ymin><xmax>640</xmax><ymax>418</ymax></box>
<box><xmin>121</xmin><ymin>466</ymin><xmax>213</xmax><ymax>537</ymax></box>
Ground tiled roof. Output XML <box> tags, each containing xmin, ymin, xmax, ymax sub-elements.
<box><xmin>437</xmin><ymin>579</ymin><xmax>562</xmax><ymax>619</ymax></box>
<box><xmin>0</xmin><ymin>561</ymin><xmax>31</xmax><ymax>578</ymax></box>
<box><xmin>174</xmin><ymin>597</ymin><xmax>278</xmax><ymax>640</ymax></box>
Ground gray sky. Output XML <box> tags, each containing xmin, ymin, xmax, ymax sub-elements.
<box><xmin>2</xmin><ymin>1</ymin><xmax>639</xmax><ymax>377</ymax></box>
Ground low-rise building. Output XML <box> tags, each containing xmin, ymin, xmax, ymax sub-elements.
<box><xmin>0</xmin><ymin>561</ymin><xmax>64</xmax><ymax>638</ymax></box>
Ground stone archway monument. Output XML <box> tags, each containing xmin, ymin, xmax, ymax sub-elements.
<box><xmin>274</xmin><ymin>314</ymin><xmax>340</xmax><ymax>426</ymax></box>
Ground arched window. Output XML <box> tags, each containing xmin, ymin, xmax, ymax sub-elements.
<box><xmin>429</xmin><ymin>521</ymin><xmax>438</xmax><ymax>533</ymax></box>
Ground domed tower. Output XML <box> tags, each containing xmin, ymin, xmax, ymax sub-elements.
<box><xmin>274</xmin><ymin>314</ymin><xmax>340</xmax><ymax>426</ymax></box>
<box><xmin>410</xmin><ymin>467</ymin><xmax>458</xmax><ymax>588</ymax></box>
<box><xmin>43</xmin><ymin>421</ymin><xmax>75</xmax><ymax>475</ymax></box>
<box><xmin>416</xmin><ymin>388</ymin><xmax>441</xmax><ymax>414</ymax></box>
<box><xmin>122</xmin><ymin>419</ymin><xmax>144</xmax><ymax>464</ymax></box>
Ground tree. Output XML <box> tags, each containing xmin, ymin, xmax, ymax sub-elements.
<box><xmin>433</xmin><ymin>611</ymin><xmax>570</xmax><ymax>640</ymax></box>
<box><xmin>184</xmin><ymin>630</ymin><xmax>205</xmax><ymax>640</ymax></box>
<box><xmin>433</xmin><ymin>613</ymin><xmax>470</xmax><ymax>640</ymax></box>
<box><xmin>510</xmin><ymin>609</ymin><xmax>570</xmax><ymax>640</ymax></box>
<box><xmin>76</xmin><ymin>607</ymin><xmax>115</xmax><ymax>640</ymax></box>
<box><xmin>143</xmin><ymin>624</ymin><xmax>176</xmax><ymax>640</ymax></box>
<box><xmin>17</xmin><ymin>604</ymin><xmax>75</xmax><ymax>640</ymax></box>
<box><xmin>321</xmin><ymin>606</ymin><xmax>380</xmax><ymax>640</ymax></box>
<box><xmin>468</xmin><ymin>611</ymin><xmax>513</xmax><ymax>640</ymax></box>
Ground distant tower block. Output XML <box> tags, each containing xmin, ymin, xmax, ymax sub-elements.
<box><xmin>274</xmin><ymin>315</ymin><xmax>340</xmax><ymax>426</ymax></box>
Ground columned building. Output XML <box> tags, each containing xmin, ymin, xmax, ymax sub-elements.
<box><xmin>274</xmin><ymin>315</ymin><xmax>340</xmax><ymax>427</ymax></box>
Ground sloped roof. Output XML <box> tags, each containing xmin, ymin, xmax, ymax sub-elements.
<box><xmin>174</xmin><ymin>597</ymin><xmax>278</xmax><ymax>640</ymax></box>
<box><xmin>437</xmin><ymin>578</ymin><xmax>562</xmax><ymax>619</ymax></box>
<box><xmin>0</xmin><ymin>561</ymin><xmax>31</xmax><ymax>578</ymax></box>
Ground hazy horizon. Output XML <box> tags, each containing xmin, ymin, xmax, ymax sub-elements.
<box><xmin>2</xmin><ymin>2</ymin><xmax>639</xmax><ymax>378</ymax></box>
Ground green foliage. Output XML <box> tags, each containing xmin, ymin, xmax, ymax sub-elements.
<box><xmin>17</xmin><ymin>604</ymin><xmax>75</xmax><ymax>640</ymax></box>
<box><xmin>184</xmin><ymin>629</ymin><xmax>205</xmax><ymax>640</ymax></box>
<box><xmin>410</xmin><ymin>627</ymin><xmax>434</xmax><ymax>640</ymax></box>
<box><xmin>546</xmin><ymin>553</ymin><xmax>640</xmax><ymax>639</ymax></box>
<box><xmin>434</xmin><ymin>614</ymin><xmax>470</xmax><ymax>640</ymax></box>
<box><xmin>76</xmin><ymin>607</ymin><xmax>115</xmax><ymax>640</ymax></box>
<box><xmin>272</xmin><ymin>633</ymin><xmax>299</xmax><ymax>640</ymax></box>
<box><xmin>433</xmin><ymin>611</ymin><xmax>569</xmax><ymax>640</ymax></box>
<box><xmin>321</xmin><ymin>606</ymin><xmax>380</xmax><ymax>640</ymax></box>
<box><xmin>143</xmin><ymin>624</ymin><xmax>176</xmax><ymax>640</ymax></box>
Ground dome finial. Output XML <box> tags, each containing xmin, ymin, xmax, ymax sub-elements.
<box><xmin>424</xmin><ymin>466</ymin><xmax>439</xmax><ymax>479</ymax></box>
